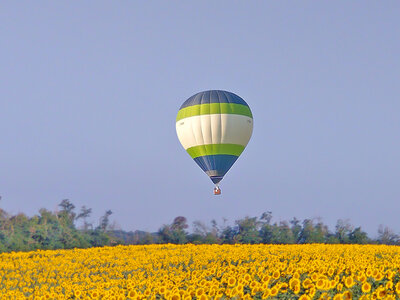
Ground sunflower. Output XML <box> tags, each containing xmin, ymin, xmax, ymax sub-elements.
<box><xmin>303</xmin><ymin>278</ymin><xmax>313</xmax><ymax>289</ymax></box>
<box><xmin>231</xmin><ymin>286</ymin><xmax>239</xmax><ymax>298</ymax></box>
<box><xmin>316</xmin><ymin>279</ymin><xmax>325</xmax><ymax>290</ymax></box>
<box><xmin>344</xmin><ymin>276</ymin><xmax>354</xmax><ymax>288</ymax></box>
<box><xmin>128</xmin><ymin>290</ymin><xmax>137</xmax><ymax>298</ymax></box>
<box><xmin>208</xmin><ymin>288</ymin><xmax>216</xmax><ymax>297</ymax></box>
<box><xmin>261</xmin><ymin>289</ymin><xmax>270</xmax><ymax>299</ymax></box>
<box><xmin>272</xmin><ymin>271</ymin><xmax>280</xmax><ymax>280</ymax></box>
<box><xmin>311</xmin><ymin>273</ymin><xmax>319</xmax><ymax>281</ymax></box>
<box><xmin>386</xmin><ymin>281</ymin><xmax>393</xmax><ymax>289</ymax></box>
<box><xmin>262</xmin><ymin>275</ymin><xmax>271</xmax><ymax>282</ymax></box>
<box><xmin>377</xmin><ymin>289</ymin><xmax>387</xmax><ymax>299</ymax></box>
<box><xmin>293</xmin><ymin>284</ymin><xmax>301</xmax><ymax>294</ymax></box>
<box><xmin>333</xmin><ymin>294</ymin><xmax>343</xmax><ymax>300</ymax></box>
<box><xmin>290</xmin><ymin>278</ymin><xmax>300</xmax><ymax>288</ymax></box>
<box><xmin>388</xmin><ymin>271</ymin><xmax>395</xmax><ymax>280</ymax></box>
<box><xmin>319</xmin><ymin>293</ymin><xmax>329</xmax><ymax>300</ymax></box>
<box><xmin>227</xmin><ymin>277</ymin><xmax>236</xmax><ymax>287</ymax></box>
<box><xmin>359</xmin><ymin>274</ymin><xmax>367</xmax><ymax>283</ymax></box>
<box><xmin>262</xmin><ymin>281</ymin><xmax>269</xmax><ymax>289</ymax></box>
<box><xmin>250</xmin><ymin>281</ymin><xmax>257</xmax><ymax>289</ymax></box>
<box><xmin>362</xmin><ymin>282</ymin><xmax>371</xmax><ymax>293</ymax></box>
<box><xmin>309</xmin><ymin>287</ymin><xmax>316</xmax><ymax>298</ymax></box>
<box><xmin>330</xmin><ymin>280</ymin><xmax>337</xmax><ymax>288</ymax></box>
<box><xmin>270</xmin><ymin>286</ymin><xmax>279</xmax><ymax>296</ymax></box>
<box><xmin>170</xmin><ymin>294</ymin><xmax>180</xmax><ymax>300</ymax></box>
<box><xmin>74</xmin><ymin>290</ymin><xmax>81</xmax><ymax>297</ymax></box>
<box><xmin>375</xmin><ymin>272</ymin><xmax>384</xmax><ymax>281</ymax></box>
<box><xmin>243</xmin><ymin>294</ymin><xmax>252</xmax><ymax>300</ymax></box>
<box><xmin>195</xmin><ymin>288</ymin><xmax>204</xmax><ymax>297</ymax></box>
<box><xmin>343</xmin><ymin>291</ymin><xmax>352</xmax><ymax>300</ymax></box>
<box><xmin>396</xmin><ymin>281</ymin><xmax>400</xmax><ymax>294</ymax></box>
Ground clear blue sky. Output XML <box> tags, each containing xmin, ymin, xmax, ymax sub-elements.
<box><xmin>1</xmin><ymin>2</ymin><xmax>399</xmax><ymax>236</ymax></box>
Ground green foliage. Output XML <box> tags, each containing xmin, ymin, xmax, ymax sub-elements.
<box><xmin>151</xmin><ymin>212</ymin><xmax>377</xmax><ymax>246</ymax></box>
<box><xmin>0</xmin><ymin>199</ymin><xmax>118</xmax><ymax>253</ymax></box>
<box><xmin>349</xmin><ymin>227</ymin><xmax>369</xmax><ymax>244</ymax></box>
<box><xmin>158</xmin><ymin>216</ymin><xmax>188</xmax><ymax>244</ymax></box>
<box><xmin>236</xmin><ymin>216</ymin><xmax>262</xmax><ymax>244</ymax></box>
<box><xmin>0</xmin><ymin>197</ymin><xmax>394</xmax><ymax>252</ymax></box>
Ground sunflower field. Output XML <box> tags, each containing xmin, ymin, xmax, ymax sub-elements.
<box><xmin>1</xmin><ymin>244</ymin><xmax>400</xmax><ymax>299</ymax></box>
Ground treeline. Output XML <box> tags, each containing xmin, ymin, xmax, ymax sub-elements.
<box><xmin>126</xmin><ymin>213</ymin><xmax>399</xmax><ymax>246</ymax></box>
<box><xmin>1</xmin><ymin>198</ymin><xmax>400</xmax><ymax>253</ymax></box>
<box><xmin>0</xmin><ymin>199</ymin><xmax>119</xmax><ymax>252</ymax></box>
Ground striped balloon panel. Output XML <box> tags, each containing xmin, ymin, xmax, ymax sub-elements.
<box><xmin>193</xmin><ymin>155</ymin><xmax>239</xmax><ymax>184</ymax></box>
<box><xmin>176</xmin><ymin>90</ymin><xmax>253</xmax><ymax>184</ymax></box>
<box><xmin>179</xmin><ymin>90</ymin><xmax>249</xmax><ymax>109</ymax></box>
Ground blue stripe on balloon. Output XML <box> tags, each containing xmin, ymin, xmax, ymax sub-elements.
<box><xmin>210</xmin><ymin>176</ymin><xmax>224</xmax><ymax>184</ymax></box>
<box><xmin>180</xmin><ymin>90</ymin><xmax>249</xmax><ymax>109</ymax></box>
<box><xmin>193</xmin><ymin>154</ymin><xmax>239</xmax><ymax>183</ymax></box>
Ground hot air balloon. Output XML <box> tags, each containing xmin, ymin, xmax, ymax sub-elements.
<box><xmin>176</xmin><ymin>90</ymin><xmax>253</xmax><ymax>195</ymax></box>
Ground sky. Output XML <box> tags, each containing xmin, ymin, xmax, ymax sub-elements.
<box><xmin>1</xmin><ymin>2</ymin><xmax>399</xmax><ymax>236</ymax></box>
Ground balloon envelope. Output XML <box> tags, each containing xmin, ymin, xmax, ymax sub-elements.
<box><xmin>176</xmin><ymin>90</ymin><xmax>253</xmax><ymax>185</ymax></box>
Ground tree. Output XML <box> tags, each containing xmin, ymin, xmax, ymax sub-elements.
<box><xmin>76</xmin><ymin>206</ymin><xmax>92</xmax><ymax>230</ymax></box>
<box><xmin>0</xmin><ymin>196</ymin><xmax>5</xmax><ymax>217</ymax></box>
<box><xmin>171</xmin><ymin>216</ymin><xmax>188</xmax><ymax>231</ymax></box>
<box><xmin>314</xmin><ymin>218</ymin><xmax>329</xmax><ymax>243</ymax></box>
<box><xmin>260</xmin><ymin>223</ymin><xmax>274</xmax><ymax>244</ymax></box>
<box><xmin>236</xmin><ymin>216</ymin><xmax>261</xmax><ymax>244</ymax></box>
<box><xmin>58</xmin><ymin>199</ymin><xmax>75</xmax><ymax>215</ymax></box>
<box><xmin>98</xmin><ymin>210</ymin><xmax>113</xmax><ymax>231</ymax></box>
<box><xmin>259</xmin><ymin>212</ymin><xmax>296</xmax><ymax>244</ymax></box>
<box><xmin>335</xmin><ymin>219</ymin><xmax>353</xmax><ymax>244</ymax></box>
<box><xmin>290</xmin><ymin>218</ymin><xmax>302</xmax><ymax>243</ymax></box>
<box><xmin>220</xmin><ymin>225</ymin><xmax>238</xmax><ymax>244</ymax></box>
<box><xmin>58</xmin><ymin>199</ymin><xmax>76</xmax><ymax>228</ymax></box>
<box><xmin>0</xmin><ymin>196</ymin><xmax>9</xmax><ymax>231</ymax></box>
<box><xmin>171</xmin><ymin>216</ymin><xmax>188</xmax><ymax>244</ymax></box>
<box><xmin>298</xmin><ymin>219</ymin><xmax>327</xmax><ymax>243</ymax></box>
<box><xmin>377</xmin><ymin>225</ymin><xmax>398</xmax><ymax>245</ymax></box>
<box><xmin>207</xmin><ymin>219</ymin><xmax>220</xmax><ymax>244</ymax></box>
<box><xmin>260</xmin><ymin>211</ymin><xmax>273</xmax><ymax>225</ymax></box>
<box><xmin>349</xmin><ymin>227</ymin><xmax>369</xmax><ymax>244</ymax></box>
<box><xmin>158</xmin><ymin>216</ymin><xmax>188</xmax><ymax>244</ymax></box>
<box><xmin>141</xmin><ymin>232</ymin><xmax>156</xmax><ymax>244</ymax></box>
<box><xmin>158</xmin><ymin>225</ymin><xmax>174</xmax><ymax>243</ymax></box>
<box><xmin>190</xmin><ymin>220</ymin><xmax>209</xmax><ymax>244</ymax></box>
<box><xmin>37</xmin><ymin>208</ymin><xmax>64</xmax><ymax>249</ymax></box>
<box><xmin>89</xmin><ymin>229</ymin><xmax>111</xmax><ymax>247</ymax></box>
<box><xmin>190</xmin><ymin>220</ymin><xmax>220</xmax><ymax>244</ymax></box>
<box><xmin>276</xmin><ymin>221</ymin><xmax>295</xmax><ymax>244</ymax></box>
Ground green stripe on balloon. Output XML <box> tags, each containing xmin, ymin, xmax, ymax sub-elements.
<box><xmin>176</xmin><ymin>103</ymin><xmax>252</xmax><ymax>122</ymax></box>
<box><xmin>186</xmin><ymin>144</ymin><xmax>245</xmax><ymax>159</ymax></box>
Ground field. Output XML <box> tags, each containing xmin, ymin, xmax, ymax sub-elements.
<box><xmin>1</xmin><ymin>244</ymin><xmax>400</xmax><ymax>299</ymax></box>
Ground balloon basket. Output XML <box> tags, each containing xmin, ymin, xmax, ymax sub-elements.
<box><xmin>214</xmin><ymin>186</ymin><xmax>221</xmax><ymax>195</ymax></box>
